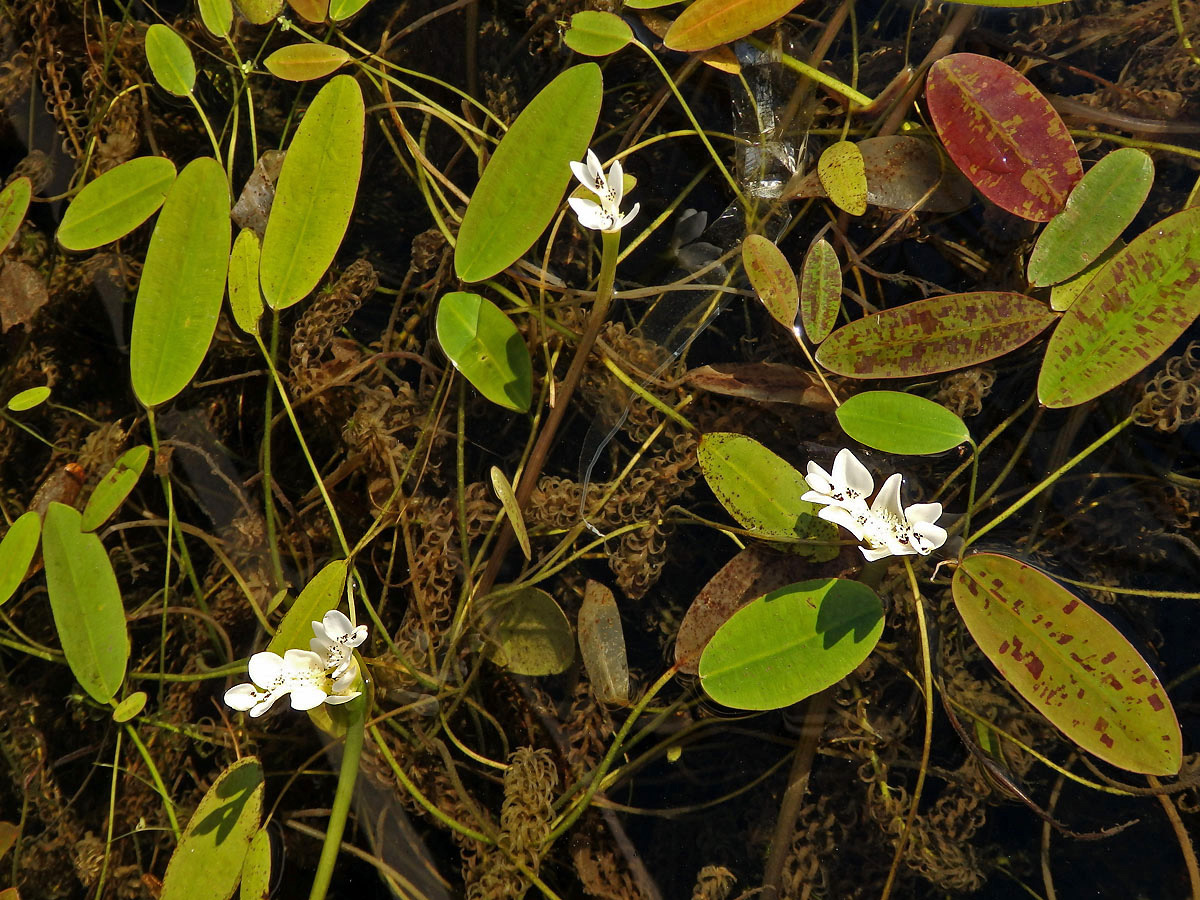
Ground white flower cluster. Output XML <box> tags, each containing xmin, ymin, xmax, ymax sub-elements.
<box><xmin>224</xmin><ymin>610</ymin><xmax>367</xmax><ymax>718</ymax></box>
<box><xmin>803</xmin><ymin>449</ymin><xmax>948</xmax><ymax>562</ymax></box>
<box><xmin>568</xmin><ymin>149</ymin><xmax>639</xmax><ymax>233</ymax></box>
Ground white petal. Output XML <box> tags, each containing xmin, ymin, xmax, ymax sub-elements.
<box><xmin>330</xmin><ymin>659</ymin><xmax>360</xmax><ymax>693</ymax></box>
<box><xmin>282</xmin><ymin>648</ymin><xmax>326</xmax><ymax>672</ymax></box>
<box><xmin>289</xmin><ymin>685</ymin><xmax>328</xmax><ymax>711</ymax></box>
<box><xmin>607</xmin><ymin>157</ymin><xmax>624</xmax><ymax>205</ymax></box>
<box><xmin>860</xmin><ymin>545</ymin><xmax>894</xmax><ymax>562</ymax></box>
<box><xmin>249</xmin><ymin>689</ymin><xmax>286</xmax><ymax>717</ymax></box>
<box><xmin>247</xmin><ymin>651</ymin><xmax>285</xmax><ymax>688</ymax></box>
<box><xmin>570</xmin><ymin>159</ymin><xmax>592</xmax><ymax>189</ymax></box>
<box><xmin>904</xmin><ymin>502</ymin><xmax>943</xmax><ymax>525</ymax></box>
<box><xmin>801</xmin><ymin>489</ymin><xmax>835</xmax><ymax>506</ymax></box>
<box><xmin>585</xmin><ymin>149</ymin><xmax>605</xmax><ymax>187</ymax></box>
<box><xmin>223</xmin><ymin>683</ymin><xmax>262</xmax><ymax>711</ymax></box>
<box><xmin>871</xmin><ymin>473</ymin><xmax>905</xmax><ymax>518</ymax></box>
<box><xmin>324</xmin><ymin>691</ymin><xmax>361</xmax><ymax>705</ymax></box>
<box><xmin>819</xmin><ymin>504</ymin><xmax>867</xmax><ymax>540</ymax></box>
<box><xmin>910</xmin><ymin>520</ymin><xmax>948</xmax><ymax>554</ymax></box>
<box><xmin>833</xmin><ymin>449</ymin><xmax>874</xmax><ymax>499</ymax></box>
<box><xmin>569</xmin><ymin>196</ymin><xmax>612</xmax><ymax>231</ymax></box>
<box><xmin>310</xmin><ymin>636</ymin><xmax>335</xmax><ymax>657</ymax></box>
<box><xmin>319</xmin><ymin>610</ymin><xmax>354</xmax><ymax>640</ymax></box>
<box><xmin>804</xmin><ymin>462</ymin><xmax>835</xmax><ymax>495</ymax></box>
<box><xmin>613</xmin><ymin>202</ymin><xmax>639</xmax><ymax>231</ymax></box>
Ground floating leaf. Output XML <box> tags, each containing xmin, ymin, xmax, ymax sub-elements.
<box><xmin>664</xmin><ymin>0</ymin><xmax>804</xmax><ymax>52</ymax></box>
<box><xmin>112</xmin><ymin>691</ymin><xmax>147</xmax><ymax>722</ymax></box>
<box><xmin>7</xmin><ymin>385</ymin><xmax>49</xmax><ymax>411</ymax></box>
<box><xmin>697</xmin><ymin>432</ymin><xmax>837</xmax><ymax>551</ymax></box>
<box><xmin>131</xmin><ymin>157</ymin><xmax>230</xmax><ymax>408</ymax></box>
<box><xmin>818</xmin><ymin>141</ymin><xmax>868</xmax><ymax>216</ymax></box>
<box><xmin>228</xmin><ymin>229</ymin><xmax>264</xmax><ymax>336</ymax></box>
<box><xmin>926</xmin><ymin>53</ymin><xmax>1081</xmax><ymax>221</ymax></box>
<box><xmin>816</xmin><ymin>292</ymin><xmax>1056</xmax><ymax>378</ymax></box>
<box><xmin>579</xmin><ymin>581</ymin><xmax>629</xmax><ymax>704</ymax></box>
<box><xmin>1049</xmin><ymin>240</ymin><xmax>1123</xmax><ymax>313</ymax></box>
<box><xmin>799</xmin><ymin>238</ymin><xmax>840</xmax><ymax>343</ymax></box>
<box><xmin>145</xmin><ymin>24</ymin><xmax>196</xmax><ymax>96</ymax></box>
<box><xmin>0</xmin><ymin>176</ymin><xmax>31</xmax><ymax>254</ymax></box>
<box><xmin>483</xmin><ymin>587</ymin><xmax>574</xmax><ymax>676</ymax></box>
<box><xmin>455</xmin><ymin>64</ymin><xmax>601</xmax><ymax>283</ymax></box>
<box><xmin>286</xmin><ymin>0</ymin><xmax>328</xmax><ymax>21</ymax></box>
<box><xmin>0</xmin><ymin>511</ymin><xmax>40</xmax><ymax>607</ymax></box>
<box><xmin>42</xmin><ymin>503</ymin><xmax>129</xmax><ymax>703</ymax></box>
<box><xmin>267</xmin><ymin>559</ymin><xmax>346</xmax><ymax>655</ymax></box>
<box><xmin>564</xmin><ymin>11</ymin><xmax>632</xmax><ymax>56</ymax></box>
<box><xmin>699</xmin><ymin>579</ymin><xmax>884</xmax><ymax>710</ymax></box>
<box><xmin>329</xmin><ymin>0</ymin><xmax>370</xmax><ymax>19</ymax></box>
<box><xmin>1028</xmin><ymin>148</ymin><xmax>1153</xmax><ymax>287</ymax></box>
<box><xmin>260</xmin><ymin>75</ymin><xmax>364</xmax><ymax>310</ymax></box>
<box><xmin>742</xmin><ymin>234</ymin><xmax>797</xmax><ymax>332</ymax></box>
<box><xmin>626</xmin><ymin>0</ymin><xmax>680</xmax><ymax>6</ymax></box>
<box><xmin>263</xmin><ymin>44</ymin><xmax>350</xmax><ymax>81</ymax></box>
<box><xmin>198</xmin><ymin>0</ymin><xmax>233</xmax><ymax>36</ymax></box>
<box><xmin>685</xmin><ymin>362</ymin><xmax>839</xmax><ymax>411</ymax></box>
<box><xmin>81</xmin><ymin>445</ymin><xmax>150</xmax><ymax>532</ymax></box>
<box><xmin>161</xmin><ymin>757</ymin><xmax>264</xmax><ymax>900</ymax></box>
<box><xmin>57</xmin><ymin>156</ymin><xmax>177</xmax><ymax>251</ymax></box>
<box><xmin>835</xmin><ymin>391</ymin><xmax>970</xmax><ymax>455</ymax></box>
<box><xmin>239</xmin><ymin>828</ymin><xmax>272</xmax><ymax>900</ymax></box>
<box><xmin>1038</xmin><ymin>205</ymin><xmax>1200</xmax><ymax>408</ymax></box>
<box><xmin>234</xmin><ymin>0</ymin><xmax>284</xmax><ymax>23</ymax></box>
<box><xmin>675</xmin><ymin>546</ymin><xmax>814</xmax><ymax>674</ymax></box>
<box><xmin>783</xmin><ymin>136</ymin><xmax>973</xmax><ymax>213</ymax></box>
<box><xmin>436</xmin><ymin>292</ymin><xmax>532</xmax><ymax>412</ymax></box>
<box><xmin>490</xmin><ymin>466</ymin><xmax>531</xmax><ymax>559</ymax></box>
<box><xmin>0</xmin><ymin>821</ymin><xmax>16</xmax><ymax>861</ymax></box>
<box><xmin>952</xmin><ymin>553</ymin><xmax>1182</xmax><ymax>775</ymax></box>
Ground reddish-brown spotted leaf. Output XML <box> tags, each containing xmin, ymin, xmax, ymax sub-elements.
<box><xmin>799</xmin><ymin>238</ymin><xmax>840</xmax><ymax>343</ymax></box>
<box><xmin>926</xmin><ymin>53</ymin><xmax>1082</xmax><ymax>222</ymax></box>
<box><xmin>816</xmin><ymin>292</ymin><xmax>1056</xmax><ymax>378</ymax></box>
<box><xmin>952</xmin><ymin>553</ymin><xmax>1182</xmax><ymax>776</ymax></box>
<box><xmin>664</xmin><ymin>0</ymin><xmax>804</xmax><ymax>52</ymax></box>
<box><xmin>742</xmin><ymin>234</ymin><xmax>797</xmax><ymax>331</ymax></box>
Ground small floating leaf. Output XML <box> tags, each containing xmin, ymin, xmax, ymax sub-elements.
<box><xmin>0</xmin><ymin>176</ymin><xmax>31</xmax><ymax>254</ymax></box>
<box><xmin>261</xmin><ymin>75</ymin><xmax>364</xmax><ymax>310</ymax></box>
<box><xmin>268</xmin><ymin>559</ymin><xmax>346</xmax><ymax>655</ymax></box>
<box><xmin>239</xmin><ymin>828</ymin><xmax>272</xmax><ymax>900</ymax></box>
<box><xmin>455</xmin><ymin>64</ymin><xmax>601</xmax><ymax>283</ymax></box>
<box><xmin>1038</xmin><ymin>205</ymin><xmax>1200</xmax><ymax>408</ymax></box>
<box><xmin>263</xmin><ymin>44</ymin><xmax>350</xmax><ymax>81</ymax></box>
<box><xmin>699</xmin><ymin>579</ymin><xmax>884</xmax><ymax>710</ymax></box>
<box><xmin>564</xmin><ymin>11</ymin><xmax>633</xmax><ymax>56</ymax></box>
<box><xmin>233</xmin><ymin>0</ymin><xmax>284</xmax><ymax>25</ymax></box>
<box><xmin>81</xmin><ymin>445</ymin><xmax>150</xmax><ymax>532</ymax></box>
<box><xmin>816</xmin><ymin>292</ymin><xmax>1056</xmax><ymax>378</ymax></box>
<box><xmin>328</xmin><ymin>0</ymin><xmax>370</xmax><ymax>19</ymax></box>
<box><xmin>42</xmin><ymin>503</ymin><xmax>129</xmax><ymax>703</ymax></box>
<box><xmin>953</xmin><ymin>553</ymin><xmax>1182</xmax><ymax>775</ymax></box>
<box><xmin>579</xmin><ymin>581</ymin><xmax>629</xmax><ymax>705</ymax></box>
<box><xmin>835</xmin><ymin>391</ymin><xmax>970</xmax><ymax>455</ymax></box>
<box><xmin>742</xmin><ymin>234</ymin><xmax>797</xmax><ymax>332</ymax></box>
<box><xmin>57</xmin><ymin>156</ymin><xmax>177</xmax><ymax>251</ymax></box>
<box><xmin>0</xmin><ymin>511</ymin><xmax>40</xmax><ymax>607</ymax></box>
<box><xmin>817</xmin><ymin>141</ymin><xmax>868</xmax><ymax>216</ymax></box>
<box><xmin>436</xmin><ymin>292</ymin><xmax>532</xmax><ymax>412</ymax></box>
<box><xmin>490</xmin><ymin>466</ymin><xmax>531</xmax><ymax>559</ymax></box>
<box><xmin>198</xmin><ymin>0</ymin><xmax>233</xmax><ymax>36</ymax></box>
<box><xmin>286</xmin><ymin>0</ymin><xmax>328</xmax><ymax>21</ymax></box>
<box><xmin>161</xmin><ymin>757</ymin><xmax>264</xmax><ymax>900</ymax></box>
<box><xmin>664</xmin><ymin>0</ymin><xmax>804</xmax><ymax>52</ymax></box>
<box><xmin>112</xmin><ymin>691</ymin><xmax>147</xmax><ymax>722</ymax></box>
<box><xmin>799</xmin><ymin>238</ymin><xmax>840</xmax><ymax>343</ymax></box>
<box><xmin>7</xmin><ymin>385</ymin><xmax>50</xmax><ymax>411</ymax></box>
<box><xmin>228</xmin><ymin>229</ymin><xmax>264</xmax><ymax>336</ymax></box>
<box><xmin>926</xmin><ymin>53</ymin><xmax>1081</xmax><ymax>221</ymax></box>
<box><xmin>145</xmin><ymin>24</ymin><xmax>196</xmax><ymax>96</ymax></box>
<box><xmin>131</xmin><ymin>157</ymin><xmax>230</xmax><ymax>408</ymax></box>
<box><xmin>484</xmin><ymin>587</ymin><xmax>574</xmax><ymax>676</ymax></box>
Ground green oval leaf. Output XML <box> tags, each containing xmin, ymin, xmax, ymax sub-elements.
<box><xmin>112</xmin><ymin>691</ymin><xmax>147</xmax><ymax>722</ymax></box>
<box><xmin>145</xmin><ymin>24</ymin><xmax>196</xmax><ymax>96</ymax></box>
<box><xmin>1038</xmin><ymin>205</ymin><xmax>1200</xmax><ymax>408</ymax></box>
<box><xmin>799</xmin><ymin>237</ymin><xmax>840</xmax><ymax>343</ymax></box>
<box><xmin>0</xmin><ymin>511</ymin><xmax>40</xmax><ymax>607</ymax></box>
<box><xmin>239</xmin><ymin>828</ymin><xmax>272</xmax><ymax>900</ymax></box>
<box><xmin>57</xmin><ymin>156</ymin><xmax>177</xmax><ymax>251</ymax></box>
<box><xmin>742</xmin><ymin>234</ymin><xmax>797</xmax><ymax>332</ymax></box>
<box><xmin>0</xmin><ymin>176</ymin><xmax>31</xmax><ymax>254</ymax></box>
<box><xmin>926</xmin><ymin>53</ymin><xmax>1081</xmax><ymax>222</ymax></box>
<box><xmin>1028</xmin><ymin>148</ymin><xmax>1153</xmax><ymax>287</ymax></box>
<box><xmin>263</xmin><ymin>44</ymin><xmax>350</xmax><ymax>81</ymax></box>
<box><xmin>483</xmin><ymin>587</ymin><xmax>574</xmax><ymax>676</ymax></box>
<box><xmin>816</xmin><ymin>292</ymin><xmax>1056</xmax><ymax>378</ymax></box>
<box><xmin>455</xmin><ymin>64</ymin><xmax>601</xmax><ymax>283</ymax></box>
<box><xmin>435</xmin><ymin>291</ymin><xmax>532</xmax><ymax>412</ymax></box>
<box><xmin>131</xmin><ymin>157</ymin><xmax>230</xmax><ymax>407</ymax></box>
<box><xmin>664</xmin><ymin>0</ymin><xmax>804</xmax><ymax>52</ymax></box>
<box><xmin>697</xmin><ymin>433</ymin><xmax>837</xmax><ymax>550</ymax></box>
<box><xmin>579</xmin><ymin>580</ymin><xmax>629</xmax><ymax>705</ymax></box>
<box><xmin>953</xmin><ymin>553</ymin><xmax>1182</xmax><ymax>775</ymax></box>
<box><xmin>7</xmin><ymin>385</ymin><xmax>50</xmax><ymax>411</ymax></box>
<box><xmin>228</xmin><ymin>229</ymin><xmax>264</xmax><ymax>336</ymax></box>
<box><xmin>564</xmin><ymin>11</ymin><xmax>632</xmax><ymax>56</ymax></box>
<box><xmin>818</xmin><ymin>141</ymin><xmax>868</xmax><ymax>216</ymax></box>
<box><xmin>328</xmin><ymin>0</ymin><xmax>370</xmax><ymax>19</ymax></box>
<box><xmin>260</xmin><ymin>75</ymin><xmax>364</xmax><ymax>309</ymax></box>
<box><xmin>233</xmin><ymin>0</ymin><xmax>284</xmax><ymax>24</ymax></box>
<box><xmin>198</xmin><ymin>0</ymin><xmax>233</xmax><ymax>36</ymax></box>
<box><xmin>81</xmin><ymin>445</ymin><xmax>150</xmax><ymax>532</ymax></box>
<box><xmin>699</xmin><ymin>579</ymin><xmax>884</xmax><ymax>710</ymax></box>
<box><xmin>161</xmin><ymin>757</ymin><xmax>264</xmax><ymax>900</ymax></box>
<box><xmin>267</xmin><ymin>559</ymin><xmax>346</xmax><ymax>655</ymax></box>
<box><xmin>836</xmin><ymin>391</ymin><xmax>970</xmax><ymax>455</ymax></box>
<box><xmin>42</xmin><ymin>502</ymin><xmax>129</xmax><ymax>703</ymax></box>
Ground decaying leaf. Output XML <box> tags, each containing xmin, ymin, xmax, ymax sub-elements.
<box><xmin>685</xmin><ymin>362</ymin><xmax>840</xmax><ymax>410</ymax></box>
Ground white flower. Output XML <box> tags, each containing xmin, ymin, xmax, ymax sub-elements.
<box><xmin>224</xmin><ymin>611</ymin><xmax>367</xmax><ymax>717</ymax></box>
<box><xmin>802</xmin><ymin>447</ymin><xmax>874</xmax><ymax>511</ymax></box>
<box><xmin>568</xmin><ymin>149</ymin><xmax>640</xmax><ymax>233</ymax></box>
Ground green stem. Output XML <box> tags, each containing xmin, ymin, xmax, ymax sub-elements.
<box><xmin>260</xmin><ymin>314</ymin><xmax>286</xmax><ymax>591</ymax></box>
<box><xmin>123</xmin><ymin>723</ymin><xmax>181</xmax><ymax>838</ymax></box>
<box><xmin>745</xmin><ymin>36</ymin><xmax>874</xmax><ymax>108</ymax></box>
<box><xmin>307</xmin><ymin>695</ymin><xmax>366</xmax><ymax>900</ymax></box>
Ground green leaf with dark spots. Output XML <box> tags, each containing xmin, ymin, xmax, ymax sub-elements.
<box><xmin>799</xmin><ymin>238</ymin><xmax>840</xmax><ymax>343</ymax></box>
<box><xmin>742</xmin><ymin>234</ymin><xmax>797</xmax><ymax>333</ymax></box>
